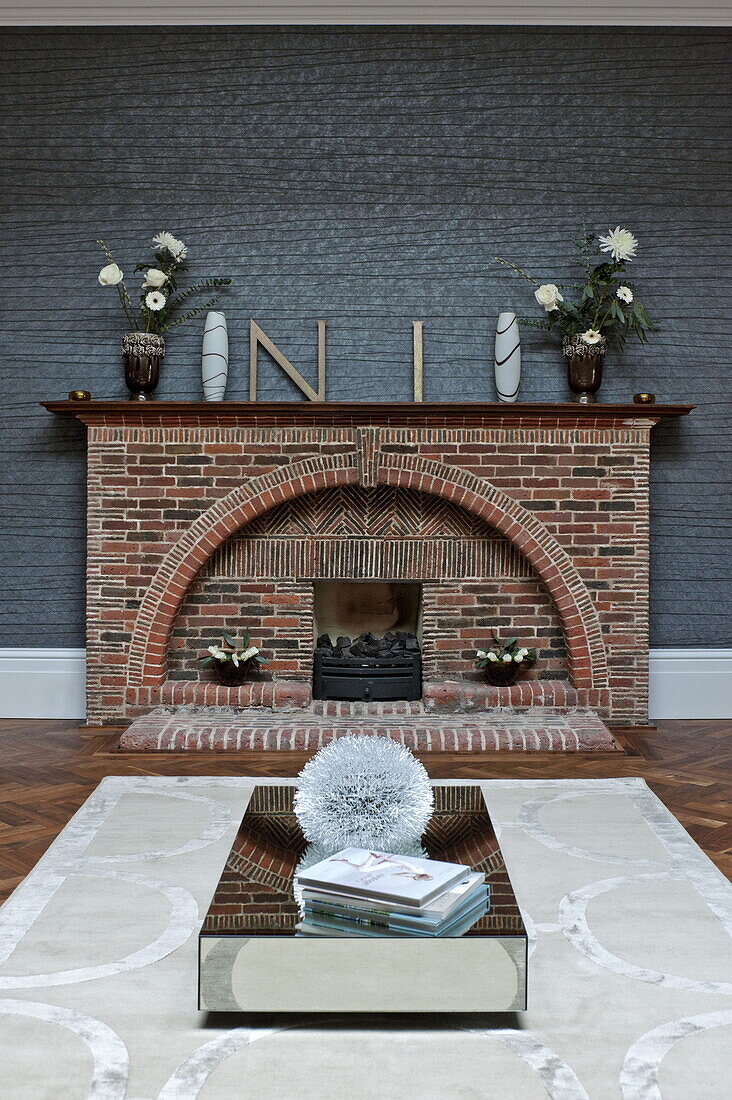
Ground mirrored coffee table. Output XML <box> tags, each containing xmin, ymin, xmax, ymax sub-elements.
<box><xmin>199</xmin><ymin>785</ymin><xmax>527</xmax><ymax>1012</ymax></box>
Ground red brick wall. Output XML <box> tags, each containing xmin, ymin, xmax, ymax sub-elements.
<box><xmin>83</xmin><ymin>421</ymin><xmax>651</xmax><ymax>725</ymax></box>
<box><xmin>169</xmin><ymin>579</ymin><xmax>313</xmax><ymax>681</ymax></box>
<box><xmin>421</xmin><ymin>579</ymin><xmax>566</xmax><ymax>682</ymax></box>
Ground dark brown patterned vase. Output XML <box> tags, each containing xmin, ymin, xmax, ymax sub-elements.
<box><xmin>483</xmin><ymin>662</ymin><xmax>521</xmax><ymax>687</ymax></box>
<box><xmin>563</xmin><ymin>334</ymin><xmax>606</xmax><ymax>404</ymax></box>
<box><xmin>122</xmin><ymin>332</ymin><xmax>165</xmax><ymax>401</ymax></box>
<box><xmin>212</xmin><ymin>660</ymin><xmax>259</xmax><ymax>686</ymax></box>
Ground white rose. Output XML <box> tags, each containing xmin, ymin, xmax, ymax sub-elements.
<box><xmin>534</xmin><ymin>283</ymin><xmax>564</xmax><ymax>312</ymax></box>
<box><xmin>231</xmin><ymin>653</ymin><xmax>239</xmax><ymax>667</ymax></box>
<box><xmin>144</xmin><ymin>268</ymin><xmax>167</xmax><ymax>288</ymax></box>
<box><xmin>502</xmin><ymin>653</ymin><xmax>513</xmax><ymax>663</ymax></box>
<box><xmin>487</xmin><ymin>651</ymin><xmax>499</xmax><ymax>662</ymax></box>
<box><xmin>616</xmin><ymin>285</ymin><xmax>633</xmax><ymax>303</ymax></box>
<box><xmin>581</xmin><ymin>328</ymin><xmax>602</xmax><ymax>345</ymax></box>
<box><xmin>476</xmin><ymin>649</ymin><xmax>487</xmax><ymax>658</ymax></box>
<box><xmin>241</xmin><ymin>646</ymin><xmax>259</xmax><ymax>661</ymax></box>
<box><xmin>98</xmin><ymin>262</ymin><xmax>123</xmax><ymax>286</ymax></box>
<box><xmin>513</xmin><ymin>653</ymin><xmax>524</xmax><ymax>662</ymax></box>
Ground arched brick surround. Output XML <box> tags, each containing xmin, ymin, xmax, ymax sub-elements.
<box><xmin>127</xmin><ymin>450</ymin><xmax>609</xmax><ymax>692</ymax></box>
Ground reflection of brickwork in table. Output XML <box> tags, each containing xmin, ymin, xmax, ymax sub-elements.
<box><xmin>199</xmin><ymin>784</ymin><xmax>528</xmax><ymax>1012</ymax></box>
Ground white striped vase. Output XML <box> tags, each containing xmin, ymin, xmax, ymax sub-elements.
<box><xmin>201</xmin><ymin>311</ymin><xmax>228</xmax><ymax>401</ymax></box>
<box><xmin>494</xmin><ymin>311</ymin><xmax>521</xmax><ymax>403</ymax></box>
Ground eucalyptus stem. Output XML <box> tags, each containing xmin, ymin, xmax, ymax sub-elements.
<box><xmin>495</xmin><ymin>256</ymin><xmax>540</xmax><ymax>286</ymax></box>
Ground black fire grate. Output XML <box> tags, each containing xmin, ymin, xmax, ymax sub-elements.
<box><xmin>313</xmin><ymin>631</ymin><xmax>422</xmax><ymax>702</ymax></box>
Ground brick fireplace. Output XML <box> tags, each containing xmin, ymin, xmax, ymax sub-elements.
<box><xmin>46</xmin><ymin>400</ymin><xmax>690</xmax><ymax>740</ymax></box>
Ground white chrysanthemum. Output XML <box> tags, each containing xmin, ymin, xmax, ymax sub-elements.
<box><xmin>294</xmin><ymin>736</ymin><xmax>434</xmax><ymax>854</ymax></box>
<box><xmin>598</xmin><ymin>226</ymin><xmax>638</xmax><ymax>262</ymax></box>
<box><xmin>581</xmin><ymin>328</ymin><xmax>602</xmax><ymax>345</ymax></box>
<box><xmin>616</xmin><ymin>285</ymin><xmax>634</xmax><ymax>303</ymax></box>
<box><xmin>145</xmin><ymin>290</ymin><xmax>166</xmax><ymax>311</ymax></box>
<box><xmin>152</xmin><ymin>231</ymin><xmax>187</xmax><ymax>260</ymax></box>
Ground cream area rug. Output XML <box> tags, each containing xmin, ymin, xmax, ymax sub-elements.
<box><xmin>0</xmin><ymin>776</ymin><xmax>730</xmax><ymax>1099</ymax></box>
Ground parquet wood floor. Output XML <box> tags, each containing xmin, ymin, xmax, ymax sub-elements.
<box><xmin>0</xmin><ymin>718</ymin><xmax>729</xmax><ymax>904</ymax></box>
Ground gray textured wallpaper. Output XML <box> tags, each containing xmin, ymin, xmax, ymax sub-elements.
<box><xmin>0</xmin><ymin>27</ymin><xmax>730</xmax><ymax>647</ymax></box>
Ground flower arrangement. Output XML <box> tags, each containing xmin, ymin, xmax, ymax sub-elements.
<box><xmin>476</xmin><ymin>633</ymin><xmax>536</xmax><ymax>686</ymax></box>
<box><xmin>97</xmin><ymin>230</ymin><xmax>230</xmax><ymax>335</ymax></box>
<box><xmin>198</xmin><ymin>630</ymin><xmax>267</xmax><ymax>685</ymax></box>
<box><xmin>496</xmin><ymin>225</ymin><xmax>654</xmax><ymax>353</ymax></box>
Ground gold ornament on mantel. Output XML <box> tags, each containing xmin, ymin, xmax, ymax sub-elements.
<box><xmin>69</xmin><ymin>390</ymin><xmax>91</xmax><ymax>401</ymax></box>
<box><xmin>633</xmin><ymin>393</ymin><xmax>656</xmax><ymax>404</ymax></box>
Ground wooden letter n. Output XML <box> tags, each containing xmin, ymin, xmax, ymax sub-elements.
<box><xmin>249</xmin><ymin>320</ymin><xmax>326</xmax><ymax>402</ymax></box>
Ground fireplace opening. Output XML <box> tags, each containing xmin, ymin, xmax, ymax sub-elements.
<box><xmin>312</xmin><ymin>581</ymin><xmax>422</xmax><ymax>702</ymax></box>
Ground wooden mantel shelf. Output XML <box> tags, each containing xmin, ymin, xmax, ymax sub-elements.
<box><xmin>43</xmin><ymin>400</ymin><xmax>693</xmax><ymax>428</ymax></box>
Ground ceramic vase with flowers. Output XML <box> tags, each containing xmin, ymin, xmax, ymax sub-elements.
<box><xmin>97</xmin><ymin>232</ymin><xmax>230</xmax><ymax>400</ymax></box>
<box><xmin>475</xmin><ymin>632</ymin><xmax>537</xmax><ymax>687</ymax></box>
<box><xmin>496</xmin><ymin>226</ymin><xmax>654</xmax><ymax>403</ymax></box>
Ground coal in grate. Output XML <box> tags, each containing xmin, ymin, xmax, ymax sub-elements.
<box><xmin>313</xmin><ymin>631</ymin><xmax>422</xmax><ymax>702</ymax></box>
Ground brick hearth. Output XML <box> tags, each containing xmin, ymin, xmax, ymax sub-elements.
<box><xmin>45</xmin><ymin>401</ymin><xmax>691</xmax><ymax>738</ymax></box>
<box><xmin>118</xmin><ymin>707</ymin><xmax>621</xmax><ymax>752</ymax></box>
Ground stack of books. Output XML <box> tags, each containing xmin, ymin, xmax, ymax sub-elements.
<box><xmin>295</xmin><ymin>847</ymin><xmax>489</xmax><ymax>937</ymax></box>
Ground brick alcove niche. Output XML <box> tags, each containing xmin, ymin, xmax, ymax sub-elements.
<box><xmin>116</xmin><ymin>444</ymin><xmax>620</xmax><ymax>724</ymax></box>
<box><xmin>166</xmin><ymin>484</ymin><xmax>575</xmax><ymax>710</ymax></box>
<box><xmin>42</xmin><ymin>400</ymin><xmax>691</xmax><ymax>745</ymax></box>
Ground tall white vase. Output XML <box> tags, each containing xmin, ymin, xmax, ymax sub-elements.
<box><xmin>494</xmin><ymin>312</ymin><xmax>521</xmax><ymax>403</ymax></box>
<box><xmin>201</xmin><ymin>311</ymin><xmax>228</xmax><ymax>401</ymax></box>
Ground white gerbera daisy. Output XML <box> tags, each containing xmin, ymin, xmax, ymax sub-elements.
<box><xmin>581</xmin><ymin>328</ymin><xmax>603</xmax><ymax>345</ymax></box>
<box><xmin>616</xmin><ymin>285</ymin><xmax>634</xmax><ymax>303</ymax></box>
<box><xmin>152</xmin><ymin>231</ymin><xmax>187</xmax><ymax>260</ymax></box>
<box><xmin>145</xmin><ymin>291</ymin><xmax>166</xmax><ymax>311</ymax></box>
<box><xmin>598</xmin><ymin>226</ymin><xmax>638</xmax><ymax>262</ymax></box>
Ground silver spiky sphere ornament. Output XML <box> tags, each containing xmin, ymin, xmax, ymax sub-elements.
<box><xmin>294</xmin><ymin>735</ymin><xmax>434</xmax><ymax>854</ymax></box>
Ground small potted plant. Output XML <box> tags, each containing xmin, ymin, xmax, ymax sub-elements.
<box><xmin>495</xmin><ymin>225</ymin><xmax>654</xmax><ymax>403</ymax></box>
<box><xmin>198</xmin><ymin>630</ymin><xmax>267</xmax><ymax>686</ymax></box>
<box><xmin>97</xmin><ymin>230</ymin><xmax>230</xmax><ymax>400</ymax></box>
<box><xmin>476</xmin><ymin>633</ymin><xmax>536</xmax><ymax>686</ymax></box>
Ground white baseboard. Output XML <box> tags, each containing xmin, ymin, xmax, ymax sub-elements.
<box><xmin>0</xmin><ymin>648</ymin><xmax>87</xmax><ymax>720</ymax></box>
<box><xmin>648</xmin><ymin>648</ymin><xmax>732</xmax><ymax>721</ymax></box>
<box><xmin>0</xmin><ymin>647</ymin><xmax>730</xmax><ymax>721</ymax></box>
